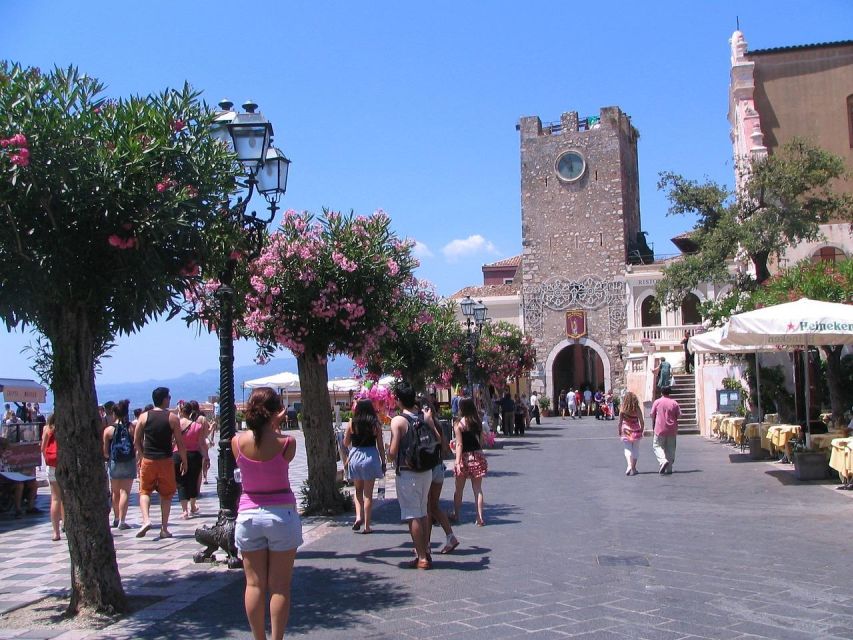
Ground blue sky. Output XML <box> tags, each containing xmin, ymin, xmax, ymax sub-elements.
<box><xmin>2</xmin><ymin>1</ymin><xmax>852</xmax><ymax>386</ymax></box>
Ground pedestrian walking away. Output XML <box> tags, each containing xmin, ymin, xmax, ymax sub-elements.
<box><xmin>343</xmin><ymin>399</ymin><xmax>386</xmax><ymax>534</ymax></box>
<box><xmin>618</xmin><ymin>391</ymin><xmax>645</xmax><ymax>476</ymax></box>
<box><xmin>417</xmin><ymin>394</ymin><xmax>459</xmax><ymax>555</ymax></box>
<box><xmin>453</xmin><ymin>397</ymin><xmax>487</xmax><ymax>527</ymax></box>
<box><xmin>103</xmin><ymin>399</ymin><xmax>136</xmax><ymax>530</ymax></box>
<box><xmin>567</xmin><ymin>388</ymin><xmax>577</xmax><ymax>418</ymax></box>
<box><xmin>175</xmin><ymin>401</ymin><xmax>208</xmax><ymax>519</ymax></box>
<box><xmin>650</xmin><ymin>386</ymin><xmax>681</xmax><ymax>474</ymax></box>
<box><xmin>41</xmin><ymin>413</ymin><xmax>64</xmax><ymax>541</ymax></box>
<box><xmin>232</xmin><ymin>387</ymin><xmax>301</xmax><ymax>640</ymax></box>
<box><xmin>134</xmin><ymin>387</ymin><xmax>186</xmax><ymax>539</ymax></box>
<box><xmin>529</xmin><ymin>391</ymin><xmax>541</xmax><ymax>425</ymax></box>
<box><xmin>389</xmin><ymin>381</ymin><xmax>436</xmax><ymax>569</ymax></box>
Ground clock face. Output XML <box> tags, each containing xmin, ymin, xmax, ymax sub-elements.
<box><xmin>555</xmin><ymin>150</ymin><xmax>586</xmax><ymax>182</ymax></box>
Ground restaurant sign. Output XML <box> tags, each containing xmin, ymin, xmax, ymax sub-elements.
<box><xmin>566</xmin><ymin>310</ymin><xmax>587</xmax><ymax>339</ymax></box>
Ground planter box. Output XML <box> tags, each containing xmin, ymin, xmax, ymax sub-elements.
<box><xmin>793</xmin><ymin>451</ymin><xmax>829</xmax><ymax>481</ymax></box>
<box><xmin>748</xmin><ymin>437</ymin><xmax>767</xmax><ymax>460</ymax></box>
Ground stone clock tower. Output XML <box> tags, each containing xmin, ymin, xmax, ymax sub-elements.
<box><xmin>518</xmin><ymin>107</ymin><xmax>641</xmax><ymax>401</ymax></box>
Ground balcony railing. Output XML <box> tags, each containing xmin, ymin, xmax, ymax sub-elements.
<box><xmin>627</xmin><ymin>324</ymin><xmax>702</xmax><ymax>346</ymax></box>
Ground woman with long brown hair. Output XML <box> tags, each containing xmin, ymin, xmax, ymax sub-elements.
<box><xmin>452</xmin><ymin>397</ymin><xmax>488</xmax><ymax>526</ymax></box>
<box><xmin>618</xmin><ymin>391</ymin><xmax>645</xmax><ymax>476</ymax></box>
<box><xmin>343</xmin><ymin>399</ymin><xmax>385</xmax><ymax>533</ymax></box>
<box><xmin>232</xmin><ymin>387</ymin><xmax>301</xmax><ymax>640</ymax></box>
<box><xmin>40</xmin><ymin>413</ymin><xmax>63</xmax><ymax>540</ymax></box>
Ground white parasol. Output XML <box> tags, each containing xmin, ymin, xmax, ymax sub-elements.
<box><xmin>722</xmin><ymin>298</ymin><xmax>853</xmax><ymax>443</ymax></box>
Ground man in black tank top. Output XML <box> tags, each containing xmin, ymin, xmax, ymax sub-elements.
<box><xmin>133</xmin><ymin>387</ymin><xmax>187</xmax><ymax>538</ymax></box>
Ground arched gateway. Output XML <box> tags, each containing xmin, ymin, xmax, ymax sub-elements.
<box><xmin>544</xmin><ymin>338</ymin><xmax>612</xmax><ymax>405</ymax></box>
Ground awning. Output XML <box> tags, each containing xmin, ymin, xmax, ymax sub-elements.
<box><xmin>0</xmin><ymin>378</ymin><xmax>47</xmax><ymax>403</ymax></box>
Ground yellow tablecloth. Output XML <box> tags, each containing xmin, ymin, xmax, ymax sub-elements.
<box><xmin>709</xmin><ymin>414</ymin><xmax>726</xmax><ymax>437</ymax></box>
<box><xmin>810</xmin><ymin>431</ymin><xmax>847</xmax><ymax>451</ymax></box>
<box><xmin>745</xmin><ymin>422</ymin><xmax>773</xmax><ymax>449</ymax></box>
<box><xmin>767</xmin><ymin>424</ymin><xmax>801</xmax><ymax>453</ymax></box>
<box><xmin>828</xmin><ymin>437</ymin><xmax>853</xmax><ymax>480</ymax></box>
<box><xmin>720</xmin><ymin>417</ymin><xmax>747</xmax><ymax>443</ymax></box>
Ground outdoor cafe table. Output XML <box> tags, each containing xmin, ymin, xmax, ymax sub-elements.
<box><xmin>767</xmin><ymin>424</ymin><xmax>801</xmax><ymax>455</ymax></box>
<box><xmin>810</xmin><ymin>431</ymin><xmax>848</xmax><ymax>453</ymax></box>
<box><xmin>720</xmin><ymin>417</ymin><xmax>746</xmax><ymax>443</ymax></box>
<box><xmin>745</xmin><ymin>422</ymin><xmax>773</xmax><ymax>450</ymax></box>
<box><xmin>709</xmin><ymin>414</ymin><xmax>726</xmax><ymax>438</ymax></box>
<box><xmin>829</xmin><ymin>437</ymin><xmax>853</xmax><ymax>481</ymax></box>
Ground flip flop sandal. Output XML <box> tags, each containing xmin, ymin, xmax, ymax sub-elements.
<box><xmin>135</xmin><ymin>523</ymin><xmax>152</xmax><ymax>538</ymax></box>
<box><xmin>440</xmin><ymin>538</ymin><xmax>460</xmax><ymax>554</ymax></box>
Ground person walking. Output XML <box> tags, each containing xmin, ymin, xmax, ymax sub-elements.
<box><xmin>594</xmin><ymin>389</ymin><xmax>605</xmax><ymax>420</ymax></box>
<box><xmin>650</xmin><ymin>386</ymin><xmax>681</xmax><ymax>474</ymax></box>
<box><xmin>513</xmin><ymin>393</ymin><xmax>526</xmax><ymax>436</ymax></box>
<box><xmin>232</xmin><ymin>387</ymin><xmax>301</xmax><ymax>640</ymax></box>
<box><xmin>500</xmin><ymin>391</ymin><xmax>515</xmax><ymax>436</ymax></box>
<box><xmin>134</xmin><ymin>387</ymin><xmax>187</xmax><ymax>539</ymax></box>
<box><xmin>103</xmin><ymin>400</ymin><xmax>136</xmax><ymax>530</ymax></box>
<box><xmin>175</xmin><ymin>402</ymin><xmax>208</xmax><ymax>519</ymax></box>
<box><xmin>681</xmin><ymin>331</ymin><xmax>694</xmax><ymax>374</ymax></box>
<box><xmin>452</xmin><ymin>398</ymin><xmax>488</xmax><ymax>527</ymax></box>
<box><xmin>388</xmin><ymin>381</ymin><xmax>436</xmax><ymax>569</ymax></box>
<box><xmin>343</xmin><ymin>399</ymin><xmax>386</xmax><ymax>534</ymax></box>
<box><xmin>40</xmin><ymin>414</ymin><xmax>63</xmax><ymax>541</ymax></box>
<box><xmin>652</xmin><ymin>356</ymin><xmax>672</xmax><ymax>398</ymax></box>
<box><xmin>567</xmin><ymin>388</ymin><xmax>577</xmax><ymax>419</ymax></box>
<box><xmin>529</xmin><ymin>392</ymin><xmax>541</xmax><ymax>425</ymax></box>
<box><xmin>558</xmin><ymin>389</ymin><xmax>568</xmax><ymax>419</ymax></box>
<box><xmin>418</xmin><ymin>394</ymin><xmax>459</xmax><ymax>555</ymax></box>
<box><xmin>618</xmin><ymin>392</ymin><xmax>645</xmax><ymax>476</ymax></box>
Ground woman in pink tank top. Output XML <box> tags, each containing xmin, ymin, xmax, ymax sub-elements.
<box><xmin>231</xmin><ymin>387</ymin><xmax>302</xmax><ymax>640</ymax></box>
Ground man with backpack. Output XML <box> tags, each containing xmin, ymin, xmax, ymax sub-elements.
<box><xmin>388</xmin><ymin>381</ymin><xmax>441</xmax><ymax>570</ymax></box>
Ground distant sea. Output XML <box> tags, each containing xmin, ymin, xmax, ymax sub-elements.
<box><xmin>34</xmin><ymin>355</ymin><xmax>355</xmax><ymax>414</ymax></box>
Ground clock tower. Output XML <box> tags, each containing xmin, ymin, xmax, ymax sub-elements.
<box><xmin>518</xmin><ymin>106</ymin><xmax>641</xmax><ymax>400</ymax></box>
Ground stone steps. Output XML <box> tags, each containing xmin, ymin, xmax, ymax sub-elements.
<box><xmin>671</xmin><ymin>374</ymin><xmax>698</xmax><ymax>434</ymax></box>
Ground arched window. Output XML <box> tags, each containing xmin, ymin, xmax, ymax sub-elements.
<box><xmin>640</xmin><ymin>296</ymin><xmax>661</xmax><ymax>327</ymax></box>
<box><xmin>811</xmin><ymin>246</ymin><xmax>845</xmax><ymax>264</ymax></box>
<box><xmin>681</xmin><ymin>293</ymin><xmax>702</xmax><ymax>325</ymax></box>
<box><xmin>848</xmin><ymin>94</ymin><xmax>853</xmax><ymax>148</ymax></box>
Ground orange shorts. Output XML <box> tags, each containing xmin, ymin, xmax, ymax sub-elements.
<box><xmin>139</xmin><ymin>457</ymin><xmax>176</xmax><ymax>498</ymax></box>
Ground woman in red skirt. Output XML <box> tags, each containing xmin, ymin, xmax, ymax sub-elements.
<box><xmin>452</xmin><ymin>397</ymin><xmax>488</xmax><ymax>526</ymax></box>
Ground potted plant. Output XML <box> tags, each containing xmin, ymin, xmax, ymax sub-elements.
<box><xmin>791</xmin><ymin>441</ymin><xmax>830</xmax><ymax>481</ymax></box>
<box><xmin>538</xmin><ymin>396</ymin><xmax>551</xmax><ymax>417</ymax></box>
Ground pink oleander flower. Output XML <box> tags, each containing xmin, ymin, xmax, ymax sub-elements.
<box><xmin>180</xmin><ymin>261</ymin><xmax>200</xmax><ymax>277</ymax></box>
<box><xmin>9</xmin><ymin>153</ymin><xmax>29</xmax><ymax>167</ymax></box>
<box><xmin>171</xmin><ymin>119</ymin><xmax>186</xmax><ymax>132</ymax></box>
<box><xmin>184</xmin><ymin>185</ymin><xmax>198</xmax><ymax>198</ymax></box>
<box><xmin>108</xmin><ymin>235</ymin><xmax>123</xmax><ymax>247</ymax></box>
<box><xmin>229</xmin><ymin>250</ymin><xmax>243</xmax><ymax>261</ymax></box>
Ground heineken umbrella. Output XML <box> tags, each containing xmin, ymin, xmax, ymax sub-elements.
<box><xmin>722</xmin><ymin>298</ymin><xmax>853</xmax><ymax>443</ymax></box>
<box><xmin>689</xmin><ymin>327</ymin><xmax>780</xmax><ymax>422</ymax></box>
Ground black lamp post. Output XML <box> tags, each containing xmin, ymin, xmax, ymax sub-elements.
<box><xmin>194</xmin><ymin>100</ymin><xmax>289</xmax><ymax>568</ymax></box>
<box><xmin>460</xmin><ymin>296</ymin><xmax>488</xmax><ymax>396</ymax></box>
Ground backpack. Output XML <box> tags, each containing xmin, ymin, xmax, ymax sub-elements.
<box><xmin>397</xmin><ymin>413</ymin><xmax>441</xmax><ymax>473</ymax></box>
<box><xmin>110</xmin><ymin>421</ymin><xmax>135</xmax><ymax>462</ymax></box>
<box><xmin>44</xmin><ymin>431</ymin><xmax>58</xmax><ymax>467</ymax></box>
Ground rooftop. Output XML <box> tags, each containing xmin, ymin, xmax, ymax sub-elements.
<box><xmin>483</xmin><ymin>255</ymin><xmax>521</xmax><ymax>269</ymax></box>
<box><xmin>448</xmin><ymin>283</ymin><xmax>520</xmax><ymax>299</ymax></box>
<box><xmin>749</xmin><ymin>40</ymin><xmax>853</xmax><ymax>55</ymax></box>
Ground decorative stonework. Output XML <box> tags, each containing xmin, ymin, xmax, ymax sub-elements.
<box><xmin>608</xmin><ymin>304</ymin><xmax>626</xmax><ymax>336</ymax></box>
<box><xmin>541</xmin><ymin>275</ymin><xmax>624</xmax><ymax>311</ymax></box>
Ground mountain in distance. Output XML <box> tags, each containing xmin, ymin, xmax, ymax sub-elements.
<box><xmin>95</xmin><ymin>354</ymin><xmax>355</xmax><ymax>411</ymax></box>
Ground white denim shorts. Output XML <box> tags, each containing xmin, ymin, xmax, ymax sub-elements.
<box><xmin>396</xmin><ymin>469</ymin><xmax>432</xmax><ymax>521</ymax></box>
<box><xmin>235</xmin><ymin>505</ymin><xmax>303</xmax><ymax>552</ymax></box>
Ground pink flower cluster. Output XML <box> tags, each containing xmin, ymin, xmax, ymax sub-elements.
<box><xmin>157</xmin><ymin>176</ymin><xmax>177</xmax><ymax>192</ymax></box>
<box><xmin>1</xmin><ymin>133</ymin><xmax>29</xmax><ymax>167</ymax></box>
<box><xmin>108</xmin><ymin>234</ymin><xmax>137</xmax><ymax>249</ymax></box>
<box><xmin>332</xmin><ymin>251</ymin><xmax>357</xmax><ymax>272</ymax></box>
<box><xmin>355</xmin><ymin>383</ymin><xmax>396</xmax><ymax>414</ymax></box>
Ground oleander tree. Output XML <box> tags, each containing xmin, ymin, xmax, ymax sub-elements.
<box><xmin>747</xmin><ymin>259</ymin><xmax>853</xmax><ymax>422</ymax></box>
<box><xmin>354</xmin><ymin>279</ymin><xmax>463</xmax><ymax>391</ymax></box>
<box><xmin>239</xmin><ymin>208</ymin><xmax>417</xmax><ymax>514</ymax></box>
<box><xmin>0</xmin><ymin>63</ymin><xmax>244</xmax><ymax>614</ymax></box>
<box><xmin>473</xmin><ymin>320</ymin><xmax>537</xmax><ymax>389</ymax></box>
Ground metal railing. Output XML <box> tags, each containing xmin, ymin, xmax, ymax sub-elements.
<box><xmin>627</xmin><ymin>324</ymin><xmax>702</xmax><ymax>345</ymax></box>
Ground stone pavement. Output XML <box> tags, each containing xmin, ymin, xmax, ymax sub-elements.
<box><xmin>2</xmin><ymin>416</ymin><xmax>853</xmax><ymax>639</ymax></box>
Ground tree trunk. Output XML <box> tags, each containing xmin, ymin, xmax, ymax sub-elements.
<box><xmin>46</xmin><ymin>305</ymin><xmax>126</xmax><ymax>614</ymax></box>
<box><xmin>752</xmin><ymin>251</ymin><xmax>771</xmax><ymax>284</ymax></box>
<box><xmin>296</xmin><ymin>352</ymin><xmax>347</xmax><ymax>515</ymax></box>
<box><xmin>822</xmin><ymin>345</ymin><xmax>845</xmax><ymax>427</ymax></box>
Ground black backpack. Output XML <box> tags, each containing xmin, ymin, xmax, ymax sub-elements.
<box><xmin>397</xmin><ymin>413</ymin><xmax>441</xmax><ymax>473</ymax></box>
<box><xmin>110</xmin><ymin>421</ymin><xmax>135</xmax><ymax>463</ymax></box>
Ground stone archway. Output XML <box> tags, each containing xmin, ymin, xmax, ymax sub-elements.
<box><xmin>544</xmin><ymin>337</ymin><xmax>612</xmax><ymax>407</ymax></box>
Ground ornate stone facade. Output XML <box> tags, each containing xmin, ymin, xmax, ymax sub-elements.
<box><xmin>518</xmin><ymin>107</ymin><xmax>640</xmax><ymax>400</ymax></box>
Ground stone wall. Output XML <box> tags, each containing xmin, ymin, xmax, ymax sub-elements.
<box><xmin>519</xmin><ymin>106</ymin><xmax>639</xmax><ymax>398</ymax></box>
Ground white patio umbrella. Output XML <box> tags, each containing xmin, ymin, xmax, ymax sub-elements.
<box><xmin>689</xmin><ymin>326</ymin><xmax>782</xmax><ymax>422</ymax></box>
<box><xmin>722</xmin><ymin>298</ymin><xmax>853</xmax><ymax>443</ymax></box>
<box><xmin>243</xmin><ymin>371</ymin><xmax>301</xmax><ymax>391</ymax></box>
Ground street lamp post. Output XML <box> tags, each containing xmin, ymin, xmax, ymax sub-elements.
<box><xmin>194</xmin><ymin>100</ymin><xmax>290</xmax><ymax>568</ymax></box>
<box><xmin>460</xmin><ymin>296</ymin><xmax>488</xmax><ymax>396</ymax></box>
